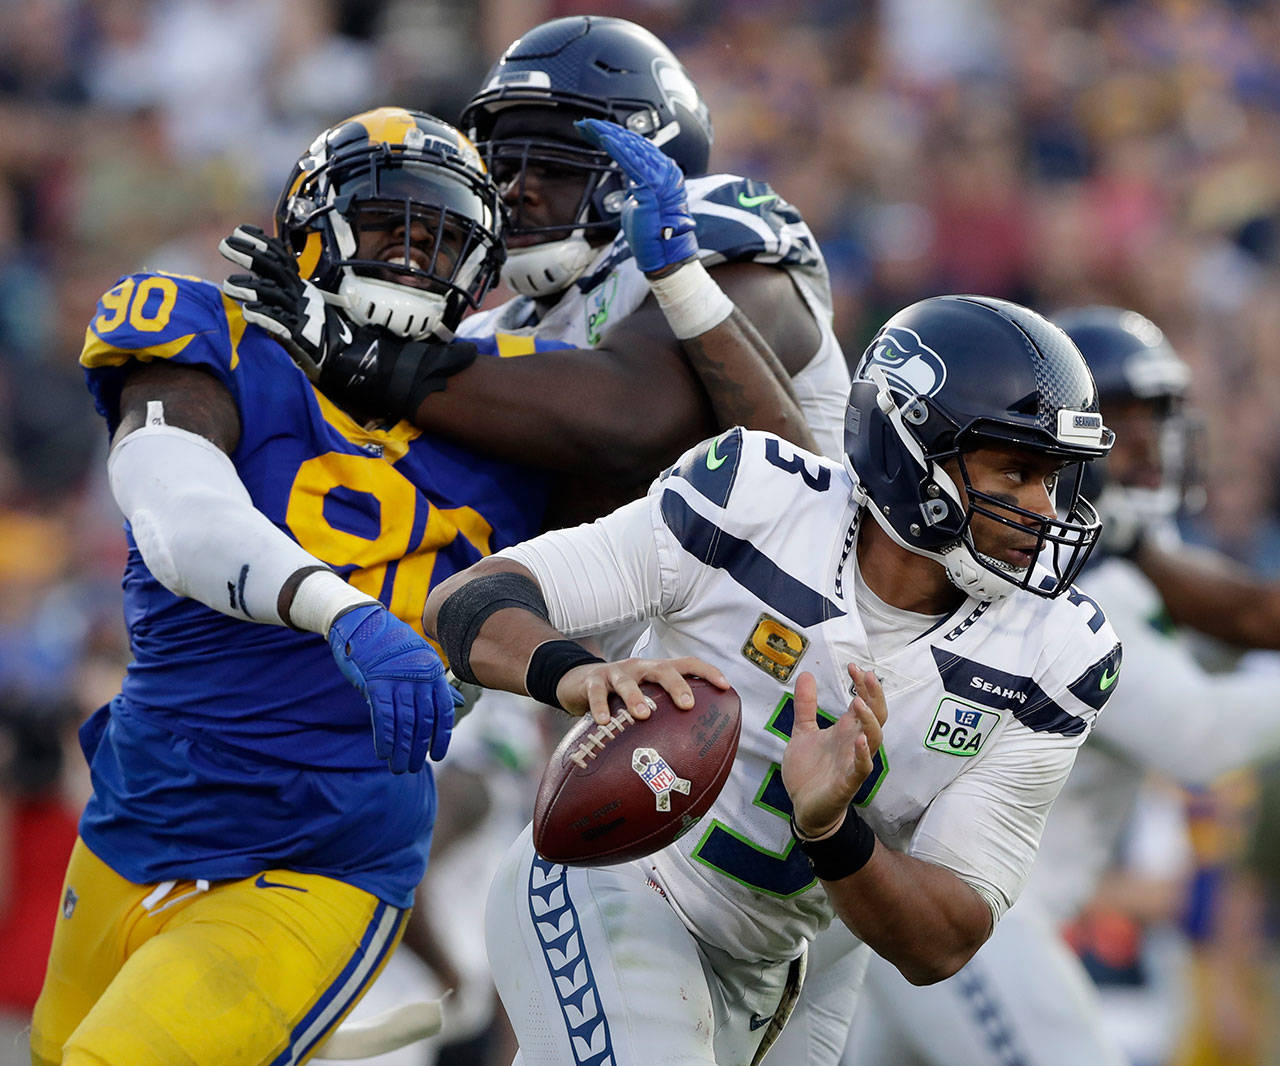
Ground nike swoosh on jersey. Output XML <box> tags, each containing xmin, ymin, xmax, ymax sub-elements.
<box><xmin>255</xmin><ymin>873</ymin><xmax>308</xmax><ymax>892</ymax></box>
<box><xmin>737</xmin><ymin>192</ymin><xmax>778</xmax><ymax>209</ymax></box>
<box><xmin>707</xmin><ymin>434</ymin><xmax>729</xmax><ymax>470</ymax></box>
<box><xmin>1100</xmin><ymin>667</ymin><xmax>1119</xmax><ymax>691</ymax></box>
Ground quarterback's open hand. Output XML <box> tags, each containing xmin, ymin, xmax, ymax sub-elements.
<box><xmin>575</xmin><ymin>118</ymin><xmax>697</xmax><ymax>277</ymax></box>
<box><xmin>782</xmin><ymin>666</ymin><xmax>887</xmax><ymax>837</ymax></box>
<box><xmin>220</xmin><ymin>224</ymin><xmax>352</xmax><ymax>380</ymax></box>
<box><xmin>556</xmin><ymin>655</ymin><xmax>731</xmax><ymax>725</ymax></box>
<box><xmin>328</xmin><ymin>603</ymin><xmax>462</xmax><ymax>772</ymax></box>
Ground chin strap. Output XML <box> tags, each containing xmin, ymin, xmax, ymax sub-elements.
<box><xmin>937</xmin><ymin>543</ymin><xmax>1015</xmax><ymax>602</ymax></box>
<box><xmin>500</xmin><ymin>233</ymin><xmax>597</xmax><ymax>297</ymax></box>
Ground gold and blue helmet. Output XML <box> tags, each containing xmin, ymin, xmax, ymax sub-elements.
<box><xmin>275</xmin><ymin>107</ymin><xmax>505</xmax><ymax>340</ymax></box>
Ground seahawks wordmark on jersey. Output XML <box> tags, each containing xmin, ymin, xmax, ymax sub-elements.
<box><xmin>459</xmin><ymin>173</ymin><xmax>851</xmax><ymax>460</ymax></box>
<box><xmin>502</xmin><ymin>428</ymin><xmax>1121</xmax><ymax>964</ymax></box>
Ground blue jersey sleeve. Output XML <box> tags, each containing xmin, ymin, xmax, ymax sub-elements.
<box><xmin>80</xmin><ymin>272</ymin><xmax>245</xmax><ymax>432</ymax></box>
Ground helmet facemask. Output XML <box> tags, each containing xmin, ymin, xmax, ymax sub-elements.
<box><xmin>470</xmin><ymin>105</ymin><xmax>634</xmax><ymax>297</ymax></box>
<box><xmin>279</xmin><ymin>125</ymin><xmax>504</xmax><ymax>341</ymax></box>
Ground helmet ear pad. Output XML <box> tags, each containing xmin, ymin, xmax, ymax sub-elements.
<box><xmin>844</xmin><ymin>381</ymin><xmax>968</xmax><ymax>553</ymax></box>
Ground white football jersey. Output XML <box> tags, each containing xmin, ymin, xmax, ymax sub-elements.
<box><xmin>1023</xmin><ymin>554</ymin><xmax>1280</xmax><ymax>923</ymax></box>
<box><xmin>458</xmin><ymin>172</ymin><xmax>851</xmax><ymax>460</ymax></box>
<box><xmin>500</xmin><ymin>429</ymin><xmax>1121</xmax><ymax>963</ymax></box>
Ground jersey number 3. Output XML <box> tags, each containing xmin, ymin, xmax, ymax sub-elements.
<box><xmin>690</xmin><ymin>692</ymin><xmax>887</xmax><ymax>897</ymax></box>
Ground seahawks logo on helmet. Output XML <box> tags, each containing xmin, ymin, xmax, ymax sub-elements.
<box><xmin>858</xmin><ymin>326</ymin><xmax>948</xmax><ymax>399</ymax></box>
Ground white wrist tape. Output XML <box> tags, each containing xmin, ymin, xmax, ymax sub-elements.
<box><xmin>646</xmin><ymin>258</ymin><xmax>735</xmax><ymax>340</ymax></box>
<box><xmin>288</xmin><ymin>569</ymin><xmax>379</xmax><ymax>636</ymax></box>
<box><xmin>107</xmin><ymin>421</ymin><xmax>372</xmax><ymax>631</ymax></box>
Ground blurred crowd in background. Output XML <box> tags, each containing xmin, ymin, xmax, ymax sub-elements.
<box><xmin>5</xmin><ymin>0</ymin><xmax>1280</xmax><ymax>1063</ymax></box>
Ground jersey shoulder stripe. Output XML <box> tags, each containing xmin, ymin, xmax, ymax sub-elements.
<box><xmin>658</xmin><ymin>488</ymin><xmax>843</xmax><ymax>627</ymax></box>
<box><xmin>1066</xmin><ymin>641</ymin><xmax>1123</xmax><ymax>711</ymax></box>
<box><xmin>664</xmin><ymin>427</ymin><xmax>744</xmax><ymax>508</ymax></box>
<box><xmin>930</xmin><ymin>646</ymin><xmax>1089</xmax><ymax>736</ymax></box>
<box><xmin>685</xmin><ymin>173</ymin><xmax>822</xmax><ymax>272</ymax></box>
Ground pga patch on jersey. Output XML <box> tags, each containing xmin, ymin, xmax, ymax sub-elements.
<box><xmin>924</xmin><ymin>698</ymin><xmax>1000</xmax><ymax>757</ymax></box>
<box><xmin>632</xmin><ymin>747</ymin><xmax>691</xmax><ymax>812</ymax></box>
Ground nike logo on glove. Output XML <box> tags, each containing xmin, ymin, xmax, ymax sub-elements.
<box><xmin>749</xmin><ymin>1013</ymin><xmax>772</xmax><ymax>1031</ymax></box>
<box><xmin>1100</xmin><ymin>666</ymin><xmax>1119</xmax><ymax>691</ymax></box>
<box><xmin>738</xmin><ymin>192</ymin><xmax>778</xmax><ymax>209</ymax></box>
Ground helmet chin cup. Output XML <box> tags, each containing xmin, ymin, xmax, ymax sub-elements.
<box><xmin>938</xmin><ymin>543</ymin><xmax>1019</xmax><ymax>601</ymax></box>
<box><xmin>339</xmin><ymin>273</ymin><xmax>448</xmax><ymax>341</ymax></box>
<box><xmin>500</xmin><ymin>235</ymin><xmax>596</xmax><ymax>298</ymax></box>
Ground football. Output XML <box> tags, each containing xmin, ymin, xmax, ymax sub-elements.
<box><xmin>532</xmin><ymin>677</ymin><xmax>742</xmax><ymax>867</ymax></box>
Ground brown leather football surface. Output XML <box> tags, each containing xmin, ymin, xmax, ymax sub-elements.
<box><xmin>532</xmin><ymin>677</ymin><xmax>742</xmax><ymax>867</ymax></box>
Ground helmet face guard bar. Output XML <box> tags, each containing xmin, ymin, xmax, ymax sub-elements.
<box><xmin>481</xmin><ymin>135</ymin><xmax>620</xmax><ymax>239</ymax></box>
<box><xmin>288</xmin><ymin>144</ymin><xmax>504</xmax><ymax>320</ymax></box>
<box><xmin>953</xmin><ymin>452</ymin><xmax>1103</xmax><ymax>598</ymax></box>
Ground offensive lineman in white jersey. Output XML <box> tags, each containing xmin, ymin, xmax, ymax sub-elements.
<box><xmin>841</xmin><ymin>308</ymin><xmax>1280</xmax><ymax>1066</ymax></box>
<box><xmin>456</xmin><ymin>16</ymin><xmax>851</xmax><ymax>484</ymax></box>
<box><xmin>425</xmin><ymin>294</ymin><xmax>1122</xmax><ymax>1066</ymax></box>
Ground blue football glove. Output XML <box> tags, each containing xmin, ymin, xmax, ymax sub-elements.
<box><xmin>328</xmin><ymin>603</ymin><xmax>462</xmax><ymax>773</ymax></box>
<box><xmin>575</xmin><ymin>118</ymin><xmax>698</xmax><ymax>276</ymax></box>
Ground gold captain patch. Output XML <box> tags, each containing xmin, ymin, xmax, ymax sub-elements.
<box><xmin>742</xmin><ymin>613</ymin><xmax>808</xmax><ymax>681</ymax></box>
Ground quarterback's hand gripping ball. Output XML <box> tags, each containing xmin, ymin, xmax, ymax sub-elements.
<box><xmin>533</xmin><ymin>676</ymin><xmax>741</xmax><ymax>866</ymax></box>
<box><xmin>575</xmin><ymin>117</ymin><xmax>698</xmax><ymax>276</ymax></box>
<box><xmin>327</xmin><ymin>603</ymin><xmax>462</xmax><ymax>773</ymax></box>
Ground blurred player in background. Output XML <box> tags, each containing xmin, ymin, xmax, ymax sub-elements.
<box><xmin>28</xmin><ymin>107</ymin><xmax>524</xmax><ymax>1066</ymax></box>
<box><xmin>425</xmin><ymin>293</ymin><xmax>1121</xmax><ymax>1066</ymax></box>
<box><xmin>840</xmin><ymin>307</ymin><xmax>1280</xmax><ymax>1066</ymax></box>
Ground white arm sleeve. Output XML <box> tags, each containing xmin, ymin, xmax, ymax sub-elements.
<box><xmin>497</xmin><ymin>497</ymin><xmax>668</xmax><ymax>638</ymax></box>
<box><xmin>908</xmin><ymin>725</ymin><xmax>1079</xmax><ymax>929</ymax></box>
<box><xmin>107</xmin><ymin>418</ymin><xmax>373</xmax><ymax>632</ymax></box>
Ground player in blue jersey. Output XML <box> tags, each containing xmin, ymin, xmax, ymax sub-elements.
<box><xmin>29</xmin><ymin>108</ymin><xmax>544</xmax><ymax>1066</ymax></box>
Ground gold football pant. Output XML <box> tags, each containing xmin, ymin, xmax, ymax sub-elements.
<box><xmin>31</xmin><ymin>838</ymin><xmax>408</xmax><ymax>1066</ymax></box>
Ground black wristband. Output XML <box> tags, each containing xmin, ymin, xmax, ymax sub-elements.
<box><xmin>790</xmin><ymin>807</ymin><xmax>877</xmax><ymax>881</ymax></box>
<box><xmin>526</xmin><ymin>639</ymin><xmax>604</xmax><ymax>710</ymax></box>
<box><xmin>436</xmin><ymin>571</ymin><xmax>549</xmax><ymax>685</ymax></box>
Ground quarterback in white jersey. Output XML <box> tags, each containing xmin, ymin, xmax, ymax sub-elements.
<box><xmin>427</xmin><ymin>295</ymin><xmax>1120</xmax><ymax>1065</ymax></box>
<box><xmin>842</xmin><ymin>308</ymin><xmax>1280</xmax><ymax>1066</ymax></box>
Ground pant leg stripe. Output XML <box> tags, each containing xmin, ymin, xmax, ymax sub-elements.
<box><xmin>527</xmin><ymin>856</ymin><xmax>616</xmax><ymax>1066</ymax></box>
<box><xmin>955</xmin><ymin>963</ymin><xmax>1030</xmax><ymax>1066</ymax></box>
<box><xmin>271</xmin><ymin>901</ymin><xmax>407</xmax><ymax>1066</ymax></box>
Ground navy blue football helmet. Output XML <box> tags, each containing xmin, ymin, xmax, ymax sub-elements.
<box><xmin>845</xmin><ymin>295</ymin><xmax>1114</xmax><ymax>600</ymax></box>
<box><xmin>1056</xmin><ymin>306</ymin><xmax>1194</xmax><ymax>522</ymax></box>
<box><xmin>460</xmin><ymin>16</ymin><xmax>713</xmax><ymax>295</ymax></box>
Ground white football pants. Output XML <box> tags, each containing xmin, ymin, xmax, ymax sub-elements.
<box><xmin>485</xmin><ymin>824</ymin><xmax>799</xmax><ymax>1066</ymax></box>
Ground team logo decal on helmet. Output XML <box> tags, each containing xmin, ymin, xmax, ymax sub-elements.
<box><xmin>857</xmin><ymin>326</ymin><xmax>948</xmax><ymax>399</ymax></box>
<box><xmin>845</xmin><ymin>295</ymin><xmax>1114</xmax><ymax>601</ymax></box>
<box><xmin>275</xmin><ymin>107</ymin><xmax>505</xmax><ymax>341</ymax></box>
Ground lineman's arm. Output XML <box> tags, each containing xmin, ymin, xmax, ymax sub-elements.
<box><xmin>409</xmin><ymin>256</ymin><xmax>819</xmax><ymax>480</ymax></box>
<box><xmin>110</xmin><ymin>361</ymin><xmax>456</xmax><ymax>770</ymax></box>
<box><xmin>783</xmin><ymin>668</ymin><xmax>994</xmax><ymax>985</ymax></box>
<box><xmin>1135</xmin><ymin>539</ymin><xmax>1280</xmax><ymax>649</ymax></box>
